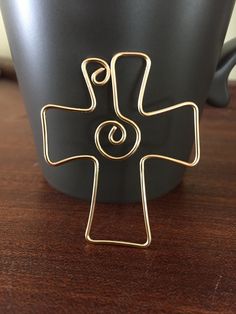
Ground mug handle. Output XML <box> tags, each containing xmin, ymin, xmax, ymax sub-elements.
<box><xmin>207</xmin><ymin>38</ymin><xmax>236</xmax><ymax>107</ymax></box>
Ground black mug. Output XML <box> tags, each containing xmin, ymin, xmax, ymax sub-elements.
<box><xmin>1</xmin><ymin>0</ymin><xmax>235</xmax><ymax>202</ymax></box>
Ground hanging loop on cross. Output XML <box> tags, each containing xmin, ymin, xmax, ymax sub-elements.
<box><xmin>81</xmin><ymin>57</ymin><xmax>110</xmax><ymax>111</ymax></box>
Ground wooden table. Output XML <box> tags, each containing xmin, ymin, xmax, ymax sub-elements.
<box><xmin>0</xmin><ymin>79</ymin><xmax>235</xmax><ymax>313</ymax></box>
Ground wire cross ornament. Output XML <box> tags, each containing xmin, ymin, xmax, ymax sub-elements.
<box><xmin>41</xmin><ymin>52</ymin><xmax>200</xmax><ymax>248</ymax></box>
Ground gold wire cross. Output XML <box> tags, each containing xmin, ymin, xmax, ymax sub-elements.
<box><xmin>41</xmin><ymin>52</ymin><xmax>200</xmax><ymax>248</ymax></box>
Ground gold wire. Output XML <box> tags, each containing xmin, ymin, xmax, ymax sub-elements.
<box><xmin>41</xmin><ymin>51</ymin><xmax>200</xmax><ymax>248</ymax></box>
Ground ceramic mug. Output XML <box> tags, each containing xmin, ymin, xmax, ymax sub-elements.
<box><xmin>1</xmin><ymin>0</ymin><xmax>235</xmax><ymax>202</ymax></box>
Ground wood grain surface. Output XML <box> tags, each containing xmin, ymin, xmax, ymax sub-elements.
<box><xmin>0</xmin><ymin>79</ymin><xmax>235</xmax><ymax>313</ymax></box>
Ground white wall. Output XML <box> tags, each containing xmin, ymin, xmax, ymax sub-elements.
<box><xmin>0</xmin><ymin>10</ymin><xmax>11</xmax><ymax>59</ymax></box>
<box><xmin>0</xmin><ymin>6</ymin><xmax>236</xmax><ymax>79</ymax></box>
<box><xmin>226</xmin><ymin>4</ymin><xmax>236</xmax><ymax>79</ymax></box>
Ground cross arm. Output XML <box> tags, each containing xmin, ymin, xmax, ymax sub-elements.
<box><xmin>139</xmin><ymin>101</ymin><xmax>200</xmax><ymax>167</ymax></box>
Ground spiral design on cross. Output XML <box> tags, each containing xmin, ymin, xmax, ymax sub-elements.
<box><xmin>95</xmin><ymin>118</ymin><xmax>141</xmax><ymax>160</ymax></box>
